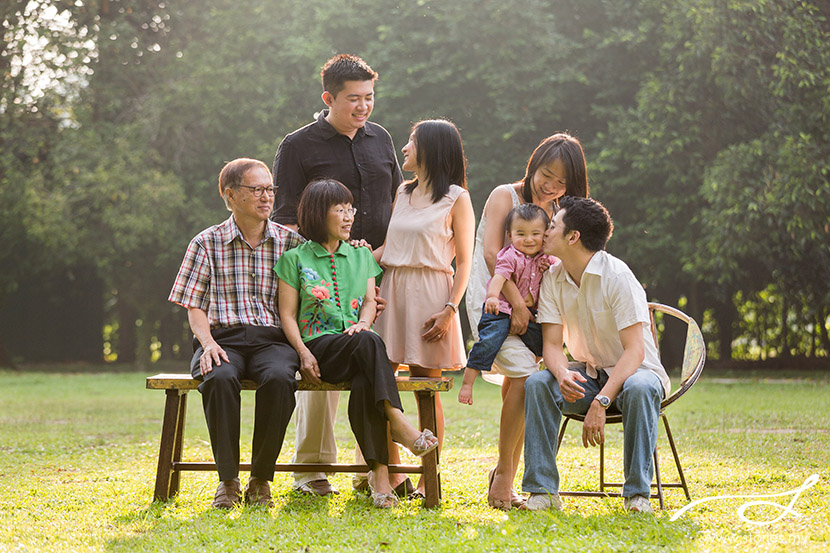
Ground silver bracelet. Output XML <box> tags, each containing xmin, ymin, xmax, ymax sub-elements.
<box><xmin>444</xmin><ymin>302</ymin><xmax>458</xmax><ymax>313</ymax></box>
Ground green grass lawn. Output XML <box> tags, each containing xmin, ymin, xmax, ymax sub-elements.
<box><xmin>0</xmin><ymin>366</ymin><xmax>828</xmax><ymax>552</ymax></box>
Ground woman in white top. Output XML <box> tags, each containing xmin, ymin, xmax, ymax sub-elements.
<box><xmin>465</xmin><ymin>132</ymin><xmax>589</xmax><ymax>509</ymax></box>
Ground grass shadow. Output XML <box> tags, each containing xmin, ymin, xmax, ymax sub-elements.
<box><xmin>104</xmin><ymin>485</ymin><xmax>702</xmax><ymax>552</ymax></box>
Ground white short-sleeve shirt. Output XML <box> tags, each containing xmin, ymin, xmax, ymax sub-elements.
<box><xmin>537</xmin><ymin>250</ymin><xmax>671</xmax><ymax>396</ymax></box>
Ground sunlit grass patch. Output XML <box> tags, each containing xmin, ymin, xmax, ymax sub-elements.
<box><xmin>0</xmin><ymin>369</ymin><xmax>827</xmax><ymax>552</ymax></box>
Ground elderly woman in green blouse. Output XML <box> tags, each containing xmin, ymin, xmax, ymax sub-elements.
<box><xmin>275</xmin><ymin>179</ymin><xmax>439</xmax><ymax>509</ymax></box>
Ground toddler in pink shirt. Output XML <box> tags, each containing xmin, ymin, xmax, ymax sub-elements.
<box><xmin>459</xmin><ymin>204</ymin><xmax>555</xmax><ymax>404</ymax></box>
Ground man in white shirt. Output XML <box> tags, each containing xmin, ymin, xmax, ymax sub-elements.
<box><xmin>523</xmin><ymin>196</ymin><xmax>670</xmax><ymax>513</ymax></box>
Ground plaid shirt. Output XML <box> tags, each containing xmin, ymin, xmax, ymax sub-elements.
<box><xmin>168</xmin><ymin>215</ymin><xmax>303</xmax><ymax>328</ymax></box>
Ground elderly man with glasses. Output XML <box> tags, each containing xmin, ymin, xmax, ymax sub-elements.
<box><xmin>168</xmin><ymin>158</ymin><xmax>302</xmax><ymax>509</ymax></box>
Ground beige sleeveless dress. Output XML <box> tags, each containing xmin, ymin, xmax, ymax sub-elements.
<box><xmin>375</xmin><ymin>184</ymin><xmax>467</xmax><ymax>369</ymax></box>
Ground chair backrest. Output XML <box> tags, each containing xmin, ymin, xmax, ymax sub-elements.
<box><xmin>647</xmin><ymin>303</ymin><xmax>706</xmax><ymax>409</ymax></box>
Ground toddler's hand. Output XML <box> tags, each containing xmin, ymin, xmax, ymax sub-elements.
<box><xmin>538</xmin><ymin>256</ymin><xmax>552</xmax><ymax>272</ymax></box>
<box><xmin>484</xmin><ymin>297</ymin><xmax>500</xmax><ymax>315</ymax></box>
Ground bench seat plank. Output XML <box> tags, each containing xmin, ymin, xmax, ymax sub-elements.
<box><xmin>147</xmin><ymin>373</ymin><xmax>453</xmax><ymax>392</ymax></box>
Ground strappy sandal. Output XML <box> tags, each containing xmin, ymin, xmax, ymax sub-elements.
<box><xmin>487</xmin><ymin>467</ymin><xmax>517</xmax><ymax>511</ymax></box>
<box><xmin>367</xmin><ymin>470</ymin><xmax>399</xmax><ymax>509</ymax></box>
<box><xmin>409</xmin><ymin>429</ymin><xmax>439</xmax><ymax>457</ymax></box>
<box><xmin>371</xmin><ymin>492</ymin><xmax>399</xmax><ymax>509</ymax></box>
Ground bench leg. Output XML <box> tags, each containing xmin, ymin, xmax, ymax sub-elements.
<box><xmin>154</xmin><ymin>389</ymin><xmax>187</xmax><ymax>501</ymax></box>
<box><xmin>415</xmin><ymin>390</ymin><xmax>441</xmax><ymax>508</ymax></box>
<box><xmin>168</xmin><ymin>392</ymin><xmax>188</xmax><ymax>496</ymax></box>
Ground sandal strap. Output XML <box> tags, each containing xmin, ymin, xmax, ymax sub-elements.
<box><xmin>372</xmin><ymin>492</ymin><xmax>399</xmax><ymax>509</ymax></box>
<box><xmin>412</xmin><ymin>429</ymin><xmax>438</xmax><ymax>456</ymax></box>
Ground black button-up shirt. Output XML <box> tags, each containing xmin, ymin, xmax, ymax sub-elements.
<box><xmin>272</xmin><ymin>110</ymin><xmax>403</xmax><ymax>249</ymax></box>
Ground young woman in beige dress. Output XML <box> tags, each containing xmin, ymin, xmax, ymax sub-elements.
<box><xmin>373</xmin><ymin>119</ymin><xmax>475</xmax><ymax>498</ymax></box>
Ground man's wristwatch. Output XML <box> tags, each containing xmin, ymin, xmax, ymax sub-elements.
<box><xmin>595</xmin><ymin>394</ymin><xmax>611</xmax><ymax>409</ymax></box>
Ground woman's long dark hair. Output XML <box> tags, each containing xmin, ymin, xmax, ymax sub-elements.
<box><xmin>520</xmin><ymin>132</ymin><xmax>589</xmax><ymax>203</ymax></box>
<box><xmin>404</xmin><ymin>119</ymin><xmax>467</xmax><ymax>203</ymax></box>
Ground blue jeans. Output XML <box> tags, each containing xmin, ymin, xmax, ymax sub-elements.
<box><xmin>522</xmin><ymin>363</ymin><xmax>663</xmax><ymax>498</ymax></box>
<box><xmin>466</xmin><ymin>310</ymin><xmax>543</xmax><ymax>371</ymax></box>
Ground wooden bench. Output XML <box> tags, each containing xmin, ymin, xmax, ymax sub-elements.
<box><xmin>146</xmin><ymin>373</ymin><xmax>453</xmax><ymax>508</ymax></box>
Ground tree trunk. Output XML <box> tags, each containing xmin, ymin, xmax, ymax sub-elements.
<box><xmin>118</xmin><ymin>300</ymin><xmax>137</xmax><ymax>364</ymax></box>
<box><xmin>159</xmin><ymin>309</ymin><xmax>177</xmax><ymax>361</ymax></box>
<box><xmin>819</xmin><ymin>307</ymin><xmax>830</xmax><ymax>357</ymax></box>
<box><xmin>0</xmin><ymin>338</ymin><xmax>18</xmax><ymax>370</ymax></box>
<box><xmin>712</xmin><ymin>296</ymin><xmax>736</xmax><ymax>361</ymax></box>
<box><xmin>134</xmin><ymin>316</ymin><xmax>152</xmax><ymax>370</ymax></box>
<box><xmin>779</xmin><ymin>298</ymin><xmax>791</xmax><ymax>358</ymax></box>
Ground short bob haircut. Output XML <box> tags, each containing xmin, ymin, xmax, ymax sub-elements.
<box><xmin>558</xmin><ymin>196</ymin><xmax>614</xmax><ymax>253</ymax></box>
<box><xmin>403</xmin><ymin>119</ymin><xmax>467</xmax><ymax>204</ymax></box>
<box><xmin>218</xmin><ymin>158</ymin><xmax>270</xmax><ymax>211</ymax></box>
<box><xmin>504</xmin><ymin>203</ymin><xmax>550</xmax><ymax>235</ymax></box>
<box><xmin>320</xmin><ymin>54</ymin><xmax>378</xmax><ymax>98</ymax></box>
<box><xmin>297</xmin><ymin>179</ymin><xmax>354</xmax><ymax>244</ymax></box>
<box><xmin>520</xmin><ymin>133</ymin><xmax>589</xmax><ymax>204</ymax></box>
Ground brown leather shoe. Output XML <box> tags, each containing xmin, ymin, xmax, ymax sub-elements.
<box><xmin>244</xmin><ymin>477</ymin><xmax>274</xmax><ymax>507</ymax></box>
<box><xmin>295</xmin><ymin>479</ymin><xmax>339</xmax><ymax>496</ymax></box>
<box><xmin>212</xmin><ymin>478</ymin><xmax>241</xmax><ymax>509</ymax></box>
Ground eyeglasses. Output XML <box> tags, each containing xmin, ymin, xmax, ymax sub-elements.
<box><xmin>237</xmin><ymin>184</ymin><xmax>276</xmax><ymax>197</ymax></box>
<box><xmin>331</xmin><ymin>207</ymin><xmax>357</xmax><ymax>217</ymax></box>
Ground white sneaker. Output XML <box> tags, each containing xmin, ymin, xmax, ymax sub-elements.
<box><xmin>624</xmin><ymin>495</ymin><xmax>653</xmax><ymax>513</ymax></box>
<box><xmin>526</xmin><ymin>493</ymin><xmax>563</xmax><ymax>511</ymax></box>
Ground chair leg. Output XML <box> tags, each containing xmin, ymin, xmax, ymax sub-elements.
<box><xmin>662</xmin><ymin>414</ymin><xmax>691</xmax><ymax>501</ymax></box>
<box><xmin>556</xmin><ymin>417</ymin><xmax>570</xmax><ymax>452</ymax></box>
<box><xmin>599</xmin><ymin>440</ymin><xmax>605</xmax><ymax>493</ymax></box>
<box><xmin>653</xmin><ymin>449</ymin><xmax>664</xmax><ymax>509</ymax></box>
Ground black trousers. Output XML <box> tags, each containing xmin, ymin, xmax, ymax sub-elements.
<box><xmin>305</xmin><ymin>331</ymin><xmax>402</xmax><ymax>467</ymax></box>
<box><xmin>190</xmin><ymin>326</ymin><xmax>299</xmax><ymax>482</ymax></box>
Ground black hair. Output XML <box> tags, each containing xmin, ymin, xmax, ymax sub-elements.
<box><xmin>320</xmin><ymin>54</ymin><xmax>378</xmax><ymax>97</ymax></box>
<box><xmin>504</xmin><ymin>203</ymin><xmax>550</xmax><ymax>234</ymax></box>
<box><xmin>520</xmin><ymin>132</ymin><xmax>589</xmax><ymax>204</ymax></box>
<box><xmin>558</xmin><ymin>196</ymin><xmax>614</xmax><ymax>252</ymax></box>
<box><xmin>403</xmin><ymin>119</ymin><xmax>467</xmax><ymax>203</ymax></box>
<box><xmin>297</xmin><ymin>179</ymin><xmax>354</xmax><ymax>243</ymax></box>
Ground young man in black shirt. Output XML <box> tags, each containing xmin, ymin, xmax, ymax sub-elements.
<box><xmin>272</xmin><ymin>54</ymin><xmax>402</xmax><ymax>496</ymax></box>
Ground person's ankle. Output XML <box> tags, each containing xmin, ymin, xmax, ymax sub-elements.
<box><xmin>388</xmin><ymin>472</ymin><xmax>407</xmax><ymax>488</ymax></box>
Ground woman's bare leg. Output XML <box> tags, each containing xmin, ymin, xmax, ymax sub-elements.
<box><xmin>489</xmin><ymin>376</ymin><xmax>528</xmax><ymax>509</ymax></box>
<box><xmin>384</xmin><ymin>400</ymin><xmax>437</xmax><ymax>453</ymax></box>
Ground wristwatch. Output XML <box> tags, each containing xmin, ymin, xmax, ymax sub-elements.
<box><xmin>444</xmin><ymin>302</ymin><xmax>459</xmax><ymax>313</ymax></box>
<box><xmin>595</xmin><ymin>394</ymin><xmax>611</xmax><ymax>409</ymax></box>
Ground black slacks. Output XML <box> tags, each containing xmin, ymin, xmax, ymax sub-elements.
<box><xmin>305</xmin><ymin>331</ymin><xmax>402</xmax><ymax>467</ymax></box>
<box><xmin>190</xmin><ymin>325</ymin><xmax>298</xmax><ymax>482</ymax></box>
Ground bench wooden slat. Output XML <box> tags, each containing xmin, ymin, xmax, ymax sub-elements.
<box><xmin>146</xmin><ymin>373</ymin><xmax>454</xmax><ymax>392</ymax></box>
<box><xmin>173</xmin><ymin>462</ymin><xmax>425</xmax><ymax>474</ymax></box>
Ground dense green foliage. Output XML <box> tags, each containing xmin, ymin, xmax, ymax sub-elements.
<box><xmin>2</xmin><ymin>0</ymin><xmax>828</xmax><ymax>363</ymax></box>
<box><xmin>1</xmin><ymin>369</ymin><xmax>828</xmax><ymax>551</ymax></box>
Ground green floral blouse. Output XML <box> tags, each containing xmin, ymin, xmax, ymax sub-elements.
<box><xmin>274</xmin><ymin>240</ymin><xmax>382</xmax><ymax>342</ymax></box>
